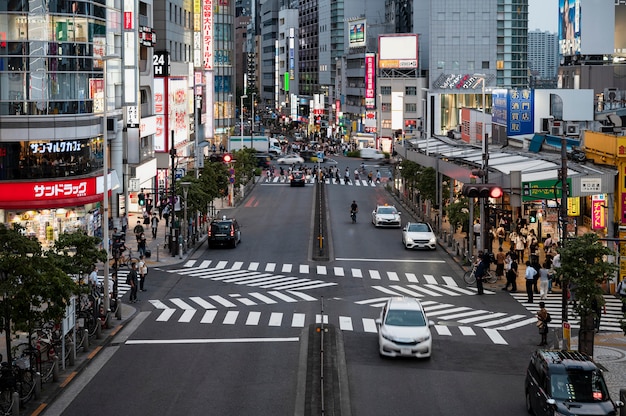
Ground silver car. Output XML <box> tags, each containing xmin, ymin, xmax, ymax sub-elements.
<box><xmin>376</xmin><ymin>297</ymin><xmax>434</xmax><ymax>358</ymax></box>
<box><xmin>371</xmin><ymin>205</ymin><xmax>401</xmax><ymax>228</ymax></box>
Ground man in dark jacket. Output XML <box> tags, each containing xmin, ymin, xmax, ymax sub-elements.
<box><xmin>128</xmin><ymin>262</ymin><xmax>139</xmax><ymax>303</ymax></box>
<box><xmin>474</xmin><ymin>252</ymin><xmax>489</xmax><ymax>295</ymax></box>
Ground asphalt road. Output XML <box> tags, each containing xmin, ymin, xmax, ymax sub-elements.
<box><xmin>50</xmin><ymin>156</ymin><xmax>541</xmax><ymax>416</ymax></box>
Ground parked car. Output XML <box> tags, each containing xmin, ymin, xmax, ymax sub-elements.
<box><xmin>208</xmin><ymin>217</ymin><xmax>241</xmax><ymax>249</ymax></box>
<box><xmin>375</xmin><ymin>297</ymin><xmax>434</xmax><ymax>358</ymax></box>
<box><xmin>289</xmin><ymin>171</ymin><xmax>306</xmax><ymax>187</ymax></box>
<box><xmin>402</xmin><ymin>222</ymin><xmax>437</xmax><ymax>250</ymax></box>
<box><xmin>277</xmin><ymin>154</ymin><xmax>304</xmax><ymax>165</ymax></box>
<box><xmin>372</xmin><ymin>205</ymin><xmax>401</xmax><ymax>228</ymax></box>
<box><xmin>525</xmin><ymin>349</ymin><xmax>623</xmax><ymax>416</ymax></box>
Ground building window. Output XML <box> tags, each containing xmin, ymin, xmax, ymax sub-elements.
<box><xmin>437</xmin><ymin>60</ymin><xmax>445</xmax><ymax>69</ymax></box>
<box><xmin>405</xmin><ymin>103</ymin><xmax>417</xmax><ymax>113</ymax></box>
<box><xmin>482</xmin><ymin>61</ymin><xmax>490</xmax><ymax>69</ymax></box>
<box><xmin>380</xmin><ymin>86</ymin><xmax>391</xmax><ymax>95</ymax></box>
<box><xmin>381</xmin><ymin>102</ymin><xmax>391</xmax><ymax>112</ymax></box>
<box><xmin>405</xmin><ymin>86</ymin><xmax>417</xmax><ymax>96</ymax></box>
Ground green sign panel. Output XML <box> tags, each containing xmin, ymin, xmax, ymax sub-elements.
<box><xmin>522</xmin><ymin>179</ymin><xmax>571</xmax><ymax>201</ymax></box>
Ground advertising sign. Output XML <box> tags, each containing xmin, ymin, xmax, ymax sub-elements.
<box><xmin>203</xmin><ymin>0</ymin><xmax>214</xmax><ymax>70</ymax></box>
<box><xmin>508</xmin><ymin>89</ymin><xmax>534</xmax><ymax>135</ymax></box>
<box><xmin>153</xmin><ymin>77</ymin><xmax>166</xmax><ymax>152</ymax></box>
<box><xmin>169</xmin><ymin>79</ymin><xmax>189</xmax><ymax>147</ymax></box>
<box><xmin>365</xmin><ymin>53</ymin><xmax>376</xmax><ymax>109</ymax></box>
<box><xmin>591</xmin><ymin>195</ymin><xmax>606</xmax><ymax>230</ymax></box>
<box><xmin>0</xmin><ymin>177</ymin><xmax>98</xmax><ymax>208</ymax></box>
<box><xmin>559</xmin><ymin>0</ymin><xmax>581</xmax><ymax>56</ymax></box>
<box><xmin>378</xmin><ymin>35</ymin><xmax>418</xmax><ymax>69</ymax></box>
<box><xmin>348</xmin><ymin>19</ymin><xmax>366</xmax><ymax>48</ymax></box>
<box><xmin>522</xmin><ymin>179</ymin><xmax>571</xmax><ymax>201</ymax></box>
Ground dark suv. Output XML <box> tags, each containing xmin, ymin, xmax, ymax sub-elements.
<box><xmin>290</xmin><ymin>171</ymin><xmax>305</xmax><ymax>187</ymax></box>
<box><xmin>525</xmin><ymin>349</ymin><xmax>623</xmax><ymax>416</ymax></box>
<box><xmin>208</xmin><ymin>217</ymin><xmax>241</xmax><ymax>248</ymax></box>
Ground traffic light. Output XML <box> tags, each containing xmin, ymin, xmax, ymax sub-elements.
<box><xmin>461</xmin><ymin>184</ymin><xmax>503</xmax><ymax>198</ymax></box>
<box><xmin>222</xmin><ymin>153</ymin><xmax>232</xmax><ymax>163</ymax></box>
<box><xmin>529</xmin><ymin>210</ymin><xmax>537</xmax><ymax>223</ymax></box>
<box><xmin>138</xmin><ymin>192</ymin><xmax>145</xmax><ymax>206</ymax></box>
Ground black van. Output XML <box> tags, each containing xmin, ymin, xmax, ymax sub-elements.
<box><xmin>208</xmin><ymin>217</ymin><xmax>241</xmax><ymax>248</ymax></box>
<box><xmin>525</xmin><ymin>350</ymin><xmax>623</xmax><ymax>416</ymax></box>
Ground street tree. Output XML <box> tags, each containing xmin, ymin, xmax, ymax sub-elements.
<box><xmin>555</xmin><ymin>233</ymin><xmax>619</xmax><ymax>351</ymax></box>
<box><xmin>0</xmin><ymin>224</ymin><xmax>78</xmax><ymax>362</ymax></box>
<box><xmin>48</xmin><ymin>230</ymin><xmax>107</xmax><ymax>284</ymax></box>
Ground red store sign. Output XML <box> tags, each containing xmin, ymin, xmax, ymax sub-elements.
<box><xmin>0</xmin><ymin>177</ymin><xmax>105</xmax><ymax>209</ymax></box>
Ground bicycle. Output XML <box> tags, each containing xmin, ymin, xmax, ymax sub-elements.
<box><xmin>109</xmin><ymin>248</ymin><xmax>139</xmax><ymax>269</ymax></box>
<box><xmin>463</xmin><ymin>258</ymin><xmax>497</xmax><ymax>285</ymax></box>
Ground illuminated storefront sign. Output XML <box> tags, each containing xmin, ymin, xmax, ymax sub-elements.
<box><xmin>365</xmin><ymin>53</ymin><xmax>376</xmax><ymax>109</ymax></box>
<box><xmin>202</xmin><ymin>0</ymin><xmax>214</xmax><ymax>70</ymax></box>
<box><xmin>591</xmin><ymin>195</ymin><xmax>606</xmax><ymax>230</ymax></box>
<box><xmin>0</xmin><ymin>177</ymin><xmax>103</xmax><ymax>209</ymax></box>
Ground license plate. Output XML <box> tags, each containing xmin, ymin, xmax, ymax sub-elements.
<box><xmin>215</xmin><ymin>234</ymin><xmax>227</xmax><ymax>237</ymax></box>
<box><xmin>401</xmin><ymin>348</ymin><xmax>411</xmax><ymax>355</ymax></box>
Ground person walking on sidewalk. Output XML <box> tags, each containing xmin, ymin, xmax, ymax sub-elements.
<box><xmin>137</xmin><ymin>232</ymin><xmax>147</xmax><ymax>257</ymax></box>
<box><xmin>127</xmin><ymin>262</ymin><xmax>139</xmax><ymax>303</ymax></box>
<box><xmin>151</xmin><ymin>213</ymin><xmax>159</xmax><ymax>239</ymax></box>
<box><xmin>525</xmin><ymin>261</ymin><xmax>538</xmax><ymax>303</ymax></box>
<box><xmin>121</xmin><ymin>213</ymin><xmax>128</xmax><ymax>234</ymax></box>
<box><xmin>133</xmin><ymin>220</ymin><xmax>144</xmax><ymax>242</ymax></box>
<box><xmin>138</xmin><ymin>255</ymin><xmax>148</xmax><ymax>292</ymax></box>
<box><xmin>536</xmin><ymin>302</ymin><xmax>550</xmax><ymax>346</ymax></box>
<box><xmin>495</xmin><ymin>247</ymin><xmax>506</xmax><ymax>280</ymax></box>
<box><xmin>539</xmin><ymin>261</ymin><xmax>550</xmax><ymax>300</ymax></box>
<box><xmin>617</xmin><ymin>279</ymin><xmax>626</xmax><ymax>313</ymax></box>
<box><xmin>503</xmin><ymin>253</ymin><xmax>518</xmax><ymax>292</ymax></box>
<box><xmin>474</xmin><ymin>252</ymin><xmax>489</xmax><ymax>295</ymax></box>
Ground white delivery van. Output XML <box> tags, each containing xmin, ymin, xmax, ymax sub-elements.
<box><xmin>360</xmin><ymin>148</ymin><xmax>385</xmax><ymax>160</ymax></box>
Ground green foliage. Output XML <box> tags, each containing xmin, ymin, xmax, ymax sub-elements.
<box><xmin>48</xmin><ymin>231</ymin><xmax>107</xmax><ymax>284</ymax></box>
<box><xmin>446</xmin><ymin>197</ymin><xmax>470</xmax><ymax>233</ymax></box>
<box><xmin>346</xmin><ymin>150</ymin><xmax>360</xmax><ymax>158</ymax></box>
<box><xmin>555</xmin><ymin>233</ymin><xmax>619</xmax><ymax>332</ymax></box>
<box><xmin>0</xmin><ymin>224</ymin><xmax>79</xmax><ymax>337</ymax></box>
<box><xmin>233</xmin><ymin>148</ymin><xmax>258</xmax><ymax>185</ymax></box>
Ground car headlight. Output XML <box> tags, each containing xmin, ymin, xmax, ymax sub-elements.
<box><xmin>429</xmin><ymin>237</ymin><xmax>437</xmax><ymax>244</ymax></box>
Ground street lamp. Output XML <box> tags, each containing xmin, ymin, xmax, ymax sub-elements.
<box><xmin>101</xmin><ymin>54</ymin><xmax>119</xmax><ymax>319</ymax></box>
<box><xmin>473</xmin><ymin>73</ymin><xmax>488</xmax><ymax>252</ymax></box>
<box><xmin>180</xmin><ymin>181</ymin><xmax>191</xmax><ymax>254</ymax></box>
<box><xmin>240</xmin><ymin>94</ymin><xmax>247</xmax><ymax>149</ymax></box>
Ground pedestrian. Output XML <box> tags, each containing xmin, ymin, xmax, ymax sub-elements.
<box><xmin>514</xmin><ymin>232</ymin><xmax>526</xmax><ymax>263</ymax></box>
<box><xmin>531</xmin><ymin>255</ymin><xmax>541</xmax><ymax>294</ymax></box>
<box><xmin>473</xmin><ymin>220</ymin><xmax>481</xmax><ymax>247</ymax></box>
<box><xmin>133</xmin><ymin>220</ymin><xmax>144</xmax><ymax>242</ymax></box>
<box><xmin>376</xmin><ymin>170</ymin><xmax>381</xmax><ymax>183</ymax></box>
<box><xmin>616</xmin><ymin>279</ymin><xmax>626</xmax><ymax>313</ymax></box>
<box><xmin>552</xmin><ymin>246</ymin><xmax>562</xmax><ymax>288</ymax></box>
<box><xmin>474</xmin><ymin>252</ymin><xmax>489</xmax><ymax>295</ymax></box>
<box><xmin>127</xmin><ymin>262</ymin><xmax>139</xmax><ymax>303</ymax></box>
<box><xmin>495</xmin><ymin>247</ymin><xmax>506</xmax><ymax>280</ymax></box>
<box><xmin>539</xmin><ymin>261</ymin><xmax>550</xmax><ymax>300</ymax></box>
<box><xmin>543</xmin><ymin>233</ymin><xmax>554</xmax><ymax>253</ymax></box>
<box><xmin>525</xmin><ymin>261</ymin><xmax>537</xmax><ymax>303</ymax></box>
<box><xmin>163</xmin><ymin>203</ymin><xmax>171</xmax><ymax>227</ymax></box>
<box><xmin>88</xmin><ymin>264</ymin><xmax>99</xmax><ymax>289</ymax></box>
<box><xmin>138</xmin><ymin>255</ymin><xmax>148</xmax><ymax>291</ymax></box>
<box><xmin>535</xmin><ymin>302</ymin><xmax>550</xmax><ymax>346</ymax></box>
<box><xmin>138</xmin><ymin>232</ymin><xmax>147</xmax><ymax>257</ymax></box>
<box><xmin>496</xmin><ymin>224</ymin><xmax>505</xmax><ymax>248</ymax></box>
<box><xmin>591</xmin><ymin>293</ymin><xmax>605</xmax><ymax>332</ymax></box>
<box><xmin>151</xmin><ymin>213</ymin><xmax>159</xmax><ymax>239</ymax></box>
<box><xmin>121</xmin><ymin>213</ymin><xmax>128</xmax><ymax>234</ymax></box>
<box><xmin>503</xmin><ymin>252</ymin><xmax>518</xmax><ymax>292</ymax></box>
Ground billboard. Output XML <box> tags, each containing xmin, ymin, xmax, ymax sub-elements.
<box><xmin>348</xmin><ymin>19</ymin><xmax>366</xmax><ymax>48</ymax></box>
<box><xmin>490</xmin><ymin>89</ymin><xmax>534</xmax><ymax>136</ymax></box>
<box><xmin>559</xmin><ymin>0</ymin><xmax>614</xmax><ymax>57</ymax></box>
<box><xmin>364</xmin><ymin>53</ymin><xmax>376</xmax><ymax>109</ymax></box>
<box><xmin>378</xmin><ymin>34</ymin><xmax>419</xmax><ymax>69</ymax></box>
<box><xmin>616</xmin><ymin>2</ymin><xmax>626</xmax><ymax>57</ymax></box>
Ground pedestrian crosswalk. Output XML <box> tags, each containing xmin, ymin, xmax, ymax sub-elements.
<box><xmin>511</xmin><ymin>293</ymin><xmax>625</xmax><ymax>332</ymax></box>
<box><xmin>261</xmin><ymin>175</ymin><xmax>380</xmax><ymax>187</ymax></box>
<box><xmin>169</xmin><ymin>260</ymin><xmax>456</xmax><ymax>287</ymax></box>
<box><xmin>146</xmin><ymin>298</ymin><xmax>510</xmax><ymax>344</ymax></box>
<box><xmin>97</xmin><ymin>271</ymin><xmax>132</xmax><ymax>298</ymax></box>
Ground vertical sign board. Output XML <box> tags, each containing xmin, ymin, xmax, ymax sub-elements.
<box><xmin>391</xmin><ymin>92</ymin><xmax>403</xmax><ymax>131</ymax></box>
<box><xmin>591</xmin><ymin>194</ymin><xmax>606</xmax><ymax>230</ymax></box>
<box><xmin>364</xmin><ymin>53</ymin><xmax>376</xmax><ymax>109</ymax></box>
<box><xmin>193</xmin><ymin>0</ymin><xmax>202</xmax><ymax>67</ymax></box>
<box><xmin>123</xmin><ymin>0</ymin><xmax>137</xmax><ymax>105</ymax></box>
<box><xmin>153</xmin><ymin>78</ymin><xmax>166</xmax><ymax>151</ymax></box>
<box><xmin>203</xmin><ymin>0</ymin><xmax>213</xmax><ymax>70</ymax></box>
<box><xmin>289</xmin><ymin>28</ymin><xmax>295</xmax><ymax>80</ymax></box>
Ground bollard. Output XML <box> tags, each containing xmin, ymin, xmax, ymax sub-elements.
<box><xmin>95</xmin><ymin>319</ymin><xmax>102</xmax><ymax>339</ymax></box>
<box><xmin>11</xmin><ymin>391</ymin><xmax>18</xmax><ymax>416</ymax></box>
<box><xmin>83</xmin><ymin>328</ymin><xmax>90</xmax><ymax>351</ymax></box>
<box><xmin>179</xmin><ymin>240</ymin><xmax>183</xmax><ymax>259</ymax></box>
<box><xmin>52</xmin><ymin>355</ymin><xmax>60</xmax><ymax>382</ymax></box>
<box><xmin>34</xmin><ymin>371</ymin><xmax>41</xmax><ymax>399</ymax></box>
<box><xmin>116</xmin><ymin>299</ymin><xmax>122</xmax><ymax>320</ymax></box>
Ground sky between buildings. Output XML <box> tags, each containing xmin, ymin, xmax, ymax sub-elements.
<box><xmin>529</xmin><ymin>0</ymin><xmax>558</xmax><ymax>33</ymax></box>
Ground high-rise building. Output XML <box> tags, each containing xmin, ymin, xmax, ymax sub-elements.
<box><xmin>528</xmin><ymin>30</ymin><xmax>558</xmax><ymax>87</ymax></box>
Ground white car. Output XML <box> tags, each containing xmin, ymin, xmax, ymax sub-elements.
<box><xmin>360</xmin><ymin>148</ymin><xmax>385</xmax><ymax>160</ymax></box>
<box><xmin>376</xmin><ymin>297</ymin><xmax>434</xmax><ymax>358</ymax></box>
<box><xmin>402</xmin><ymin>222</ymin><xmax>437</xmax><ymax>250</ymax></box>
<box><xmin>371</xmin><ymin>205</ymin><xmax>401</xmax><ymax>228</ymax></box>
<box><xmin>276</xmin><ymin>154</ymin><xmax>304</xmax><ymax>165</ymax></box>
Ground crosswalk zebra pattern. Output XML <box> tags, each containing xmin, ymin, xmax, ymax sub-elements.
<box><xmin>512</xmin><ymin>293</ymin><xmax>625</xmax><ymax>332</ymax></box>
<box><xmin>146</xmin><ymin>299</ymin><xmax>509</xmax><ymax>344</ymax></box>
<box><xmin>166</xmin><ymin>262</ymin><xmax>338</xmax><ymax>291</ymax></box>
<box><xmin>97</xmin><ymin>270</ymin><xmax>132</xmax><ymax>298</ymax></box>
<box><xmin>261</xmin><ymin>175</ymin><xmax>379</xmax><ymax>187</ymax></box>
<box><xmin>171</xmin><ymin>260</ymin><xmax>455</xmax><ymax>286</ymax></box>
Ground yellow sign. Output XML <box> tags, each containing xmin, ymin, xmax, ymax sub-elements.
<box><xmin>567</xmin><ymin>197</ymin><xmax>580</xmax><ymax>216</ymax></box>
<box><xmin>562</xmin><ymin>322</ymin><xmax>571</xmax><ymax>350</ymax></box>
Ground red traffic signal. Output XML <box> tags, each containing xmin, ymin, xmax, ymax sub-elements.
<box><xmin>222</xmin><ymin>153</ymin><xmax>232</xmax><ymax>163</ymax></box>
<box><xmin>462</xmin><ymin>184</ymin><xmax>503</xmax><ymax>198</ymax></box>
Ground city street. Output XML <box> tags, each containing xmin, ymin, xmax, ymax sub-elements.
<box><xmin>41</xmin><ymin>157</ymin><xmax>613</xmax><ymax>416</ymax></box>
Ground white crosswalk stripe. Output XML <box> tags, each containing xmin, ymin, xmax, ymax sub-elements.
<box><xmin>261</xmin><ymin>176</ymin><xmax>379</xmax><ymax>187</ymax></box>
<box><xmin>511</xmin><ymin>292</ymin><xmax>624</xmax><ymax>332</ymax></box>
<box><xmin>175</xmin><ymin>261</ymin><xmax>461</xmax><ymax>286</ymax></box>
<box><xmin>146</xmin><ymin>307</ymin><xmax>508</xmax><ymax>344</ymax></box>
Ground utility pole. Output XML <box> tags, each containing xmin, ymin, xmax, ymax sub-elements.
<box><xmin>560</xmin><ymin>136</ymin><xmax>569</xmax><ymax>323</ymax></box>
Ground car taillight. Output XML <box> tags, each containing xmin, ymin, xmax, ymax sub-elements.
<box><xmin>208</xmin><ymin>228</ymin><xmax>212</xmax><ymax>237</ymax></box>
<box><xmin>230</xmin><ymin>225</ymin><xmax>234</xmax><ymax>237</ymax></box>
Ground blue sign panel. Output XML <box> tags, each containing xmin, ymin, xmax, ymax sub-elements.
<box><xmin>491</xmin><ymin>89</ymin><xmax>509</xmax><ymax>126</ymax></box>
<box><xmin>508</xmin><ymin>89</ymin><xmax>534</xmax><ymax>136</ymax></box>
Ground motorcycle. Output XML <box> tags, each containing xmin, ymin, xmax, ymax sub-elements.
<box><xmin>350</xmin><ymin>210</ymin><xmax>357</xmax><ymax>223</ymax></box>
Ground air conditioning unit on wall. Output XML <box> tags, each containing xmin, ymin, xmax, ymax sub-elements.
<box><xmin>550</xmin><ymin>120</ymin><xmax>563</xmax><ymax>136</ymax></box>
<box><xmin>565</xmin><ymin>123</ymin><xmax>580</xmax><ymax>136</ymax></box>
